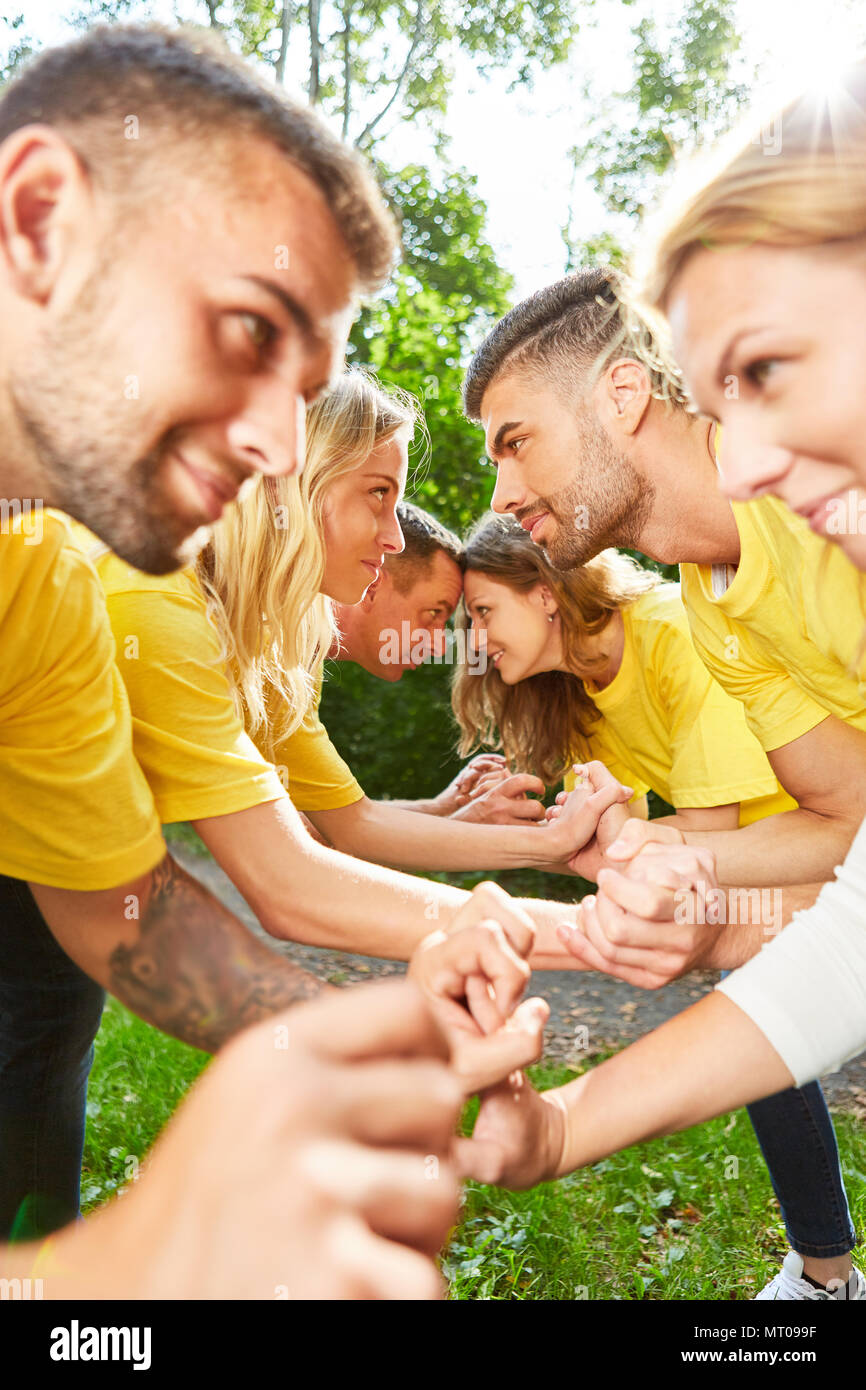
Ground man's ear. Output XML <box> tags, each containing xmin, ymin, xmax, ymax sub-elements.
<box><xmin>0</xmin><ymin>125</ymin><xmax>93</xmax><ymax>304</ymax></box>
<box><xmin>595</xmin><ymin>359</ymin><xmax>652</xmax><ymax>438</ymax></box>
<box><xmin>363</xmin><ymin>568</ymin><xmax>387</xmax><ymax>606</ymax></box>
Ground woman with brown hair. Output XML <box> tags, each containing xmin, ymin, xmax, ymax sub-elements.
<box><xmin>452</xmin><ymin>512</ymin><xmax>792</xmax><ymax>889</ymax></box>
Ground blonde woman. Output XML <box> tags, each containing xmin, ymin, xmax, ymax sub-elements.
<box><xmin>462</xmin><ymin>61</ymin><xmax>866</xmax><ymax>1300</ymax></box>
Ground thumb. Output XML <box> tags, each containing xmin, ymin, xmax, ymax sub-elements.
<box><xmin>606</xmin><ymin>820</ymin><xmax>681</xmax><ymax>861</ymax></box>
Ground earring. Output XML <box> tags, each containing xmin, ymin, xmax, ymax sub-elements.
<box><xmin>548</xmin><ymin>612</ymin><xmax>555</xmax><ymax>622</ymax></box>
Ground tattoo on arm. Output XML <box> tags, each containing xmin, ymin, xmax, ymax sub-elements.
<box><xmin>109</xmin><ymin>856</ymin><xmax>326</xmax><ymax>1051</ymax></box>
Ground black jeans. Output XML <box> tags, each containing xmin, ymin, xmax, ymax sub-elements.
<box><xmin>719</xmin><ymin>971</ymin><xmax>854</xmax><ymax>1258</ymax></box>
<box><xmin>0</xmin><ymin>874</ymin><xmax>104</xmax><ymax>1240</ymax></box>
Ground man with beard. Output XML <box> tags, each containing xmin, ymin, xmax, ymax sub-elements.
<box><xmin>461</xmin><ymin>266</ymin><xmax>866</xmax><ymax>1300</ymax></box>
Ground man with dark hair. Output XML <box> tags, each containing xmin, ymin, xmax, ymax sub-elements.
<box><xmin>463</xmin><ymin>267</ymin><xmax>866</xmax><ymax>1300</ymax></box>
<box><xmin>337</xmin><ymin>500</ymin><xmax>465</xmax><ymax>682</ymax></box>
<box><xmin>0</xmin><ymin>24</ymin><xmax>530</xmax><ymax>1294</ymax></box>
<box><xmin>1</xmin><ymin>22</ymin><xmax>397</xmax><ymax>575</ymax></box>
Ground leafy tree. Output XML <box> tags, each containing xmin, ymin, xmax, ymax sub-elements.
<box><xmin>564</xmin><ymin>0</ymin><xmax>745</xmax><ymax>264</ymax></box>
<box><xmin>225</xmin><ymin>0</ymin><xmax>581</xmax><ymax>149</ymax></box>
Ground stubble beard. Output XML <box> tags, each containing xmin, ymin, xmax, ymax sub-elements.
<box><xmin>9</xmin><ymin>276</ymin><xmax>204</xmax><ymax>574</ymax></box>
<box><xmin>535</xmin><ymin>420</ymin><xmax>656</xmax><ymax>571</ymax></box>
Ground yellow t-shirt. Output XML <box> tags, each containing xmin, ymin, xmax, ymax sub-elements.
<box><xmin>0</xmin><ymin>515</ymin><xmax>165</xmax><ymax>889</ymax></box>
<box><xmin>65</xmin><ymin>519</ymin><xmax>287</xmax><ymax>824</ymax></box>
<box><xmin>563</xmin><ymin>584</ymin><xmax>795</xmax><ymax>827</ymax></box>
<box><xmin>271</xmin><ymin>680</ymin><xmax>364</xmax><ymax>813</ymax></box>
<box><xmin>680</xmin><ymin>495</ymin><xmax>866</xmax><ymax>753</ymax></box>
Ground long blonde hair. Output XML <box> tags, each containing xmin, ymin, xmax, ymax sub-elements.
<box><xmin>198</xmin><ymin>369</ymin><xmax>419</xmax><ymax>758</ymax></box>
<box><xmin>635</xmin><ymin>60</ymin><xmax>866</xmax><ymax>314</ymax></box>
<box><xmin>451</xmin><ymin>513</ymin><xmax>659</xmax><ymax>785</ymax></box>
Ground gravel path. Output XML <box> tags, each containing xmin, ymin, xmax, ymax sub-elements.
<box><xmin>173</xmin><ymin>844</ymin><xmax>866</xmax><ymax>1116</ymax></box>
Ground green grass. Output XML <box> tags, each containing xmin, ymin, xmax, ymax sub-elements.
<box><xmin>83</xmin><ymin>1002</ymin><xmax>866</xmax><ymax>1300</ymax></box>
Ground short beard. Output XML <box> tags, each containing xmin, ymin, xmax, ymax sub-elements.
<box><xmin>528</xmin><ymin>415</ymin><xmax>655</xmax><ymax>570</ymax></box>
<box><xmin>9</xmin><ymin>269</ymin><xmax>202</xmax><ymax>574</ymax></box>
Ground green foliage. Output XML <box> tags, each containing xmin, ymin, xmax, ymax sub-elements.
<box><xmin>350</xmin><ymin>159</ymin><xmax>512</xmax><ymax>534</ymax></box>
<box><xmin>82</xmin><ymin>1009</ymin><xmax>866</xmax><ymax>1301</ymax></box>
<box><xmin>565</xmin><ymin>0</ymin><xmax>745</xmax><ymax>259</ymax></box>
<box><xmin>320</xmin><ymin>657</ymin><xmax>463</xmax><ymax>800</ymax></box>
<box><xmin>0</xmin><ymin>13</ymin><xmax>36</xmax><ymax>83</ymax></box>
<box><xmin>230</xmin><ymin>0</ymin><xmax>581</xmax><ymax>147</ymax></box>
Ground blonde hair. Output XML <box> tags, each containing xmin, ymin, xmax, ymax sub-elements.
<box><xmin>633</xmin><ymin>60</ymin><xmax>866</xmax><ymax>663</ymax></box>
<box><xmin>451</xmin><ymin>513</ymin><xmax>659</xmax><ymax>785</ymax></box>
<box><xmin>636</xmin><ymin>60</ymin><xmax>866</xmax><ymax>314</ymax></box>
<box><xmin>198</xmin><ymin>369</ymin><xmax>419</xmax><ymax>759</ymax></box>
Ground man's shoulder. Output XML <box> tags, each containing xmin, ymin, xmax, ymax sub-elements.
<box><xmin>0</xmin><ymin>510</ymin><xmax>105</xmax><ymax>627</ymax></box>
<box><xmin>60</xmin><ymin>514</ymin><xmax>204</xmax><ymax>606</ymax></box>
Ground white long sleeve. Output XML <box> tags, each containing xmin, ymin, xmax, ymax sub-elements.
<box><xmin>716</xmin><ymin>818</ymin><xmax>866</xmax><ymax>1087</ymax></box>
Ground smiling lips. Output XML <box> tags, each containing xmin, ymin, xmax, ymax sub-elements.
<box><xmin>176</xmin><ymin>452</ymin><xmax>246</xmax><ymax>523</ymax></box>
<box><xmin>520</xmin><ymin>512</ymin><xmax>549</xmax><ymax>541</ymax></box>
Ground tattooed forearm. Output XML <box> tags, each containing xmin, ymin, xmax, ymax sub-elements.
<box><xmin>109</xmin><ymin>855</ymin><xmax>330</xmax><ymax>1051</ymax></box>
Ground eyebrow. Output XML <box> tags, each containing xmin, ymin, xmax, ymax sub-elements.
<box><xmin>490</xmin><ymin>420</ymin><xmax>524</xmax><ymax>457</ymax></box>
<box><xmin>242</xmin><ymin>275</ymin><xmax>325</xmax><ymax>352</ymax></box>
<box><xmin>365</xmin><ymin>472</ymin><xmax>402</xmax><ymax>490</ymax></box>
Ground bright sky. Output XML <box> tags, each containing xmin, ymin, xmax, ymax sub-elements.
<box><xmin>10</xmin><ymin>0</ymin><xmax>866</xmax><ymax>300</ymax></box>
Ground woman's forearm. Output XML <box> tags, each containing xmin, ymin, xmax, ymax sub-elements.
<box><xmin>197</xmin><ymin>798</ymin><xmax>585</xmax><ymax>966</ymax></box>
<box><xmin>313</xmin><ymin>797</ymin><xmax>557</xmax><ymax>872</ymax></box>
<box><xmin>552</xmin><ymin>992</ymin><xmax>793</xmax><ymax>1176</ymax></box>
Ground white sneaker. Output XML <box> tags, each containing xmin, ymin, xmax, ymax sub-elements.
<box><xmin>756</xmin><ymin>1250</ymin><xmax>866</xmax><ymax>1300</ymax></box>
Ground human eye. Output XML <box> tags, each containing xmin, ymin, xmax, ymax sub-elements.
<box><xmin>224</xmin><ymin>311</ymin><xmax>281</xmax><ymax>363</ymax></box>
<box><xmin>744</xmin><ymin>357</ymin><xmax>780</xmax><ymax>388</ymax></box>
<box><xmin>473</xmin><ymin>605</ymin><xmax>489</xmax><ymax>620</ymax></box>
<box><xmin>370</xmin><ymin>486</ymin><xmax>389</xmax><ymax>501</ymax></box>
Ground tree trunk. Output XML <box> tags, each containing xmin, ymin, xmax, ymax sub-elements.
<box><xmin>308</xmin><ymin>0</ymin><xmax>321</xmax><ymax>105</ymax></box>
<box><xmin>341</xmin><ymin>1</ymin><xmax>354</xmax><ymax>140</ymax></box>
<box><xmin>275</xmin><ymin>1</ymin><xmax>294</xmax><ymax>84</ymax></box>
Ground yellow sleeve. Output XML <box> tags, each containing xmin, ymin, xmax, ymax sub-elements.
<box><xmin>681</xmin><ymin>568</ymin><xmax>831</xmax><ymax>753</ymax></box>
<box><xmin>0</xmin><ymin>525</ymin><xmax>165</xmax><ymax>890</ymax></box>
<box><xmin>273</xmin><ymin>698</ymin><xmax>364</xmax><ymax>812</ymax></box>
<box><xmin>654</xmin><ymin>622</ymin><xmax>782</xmax><ymax>807</ymax></box>
<box><xmin>104</xmin><ymin>577</ymin><xmax>287</xmax><ymax>824</ymax></box>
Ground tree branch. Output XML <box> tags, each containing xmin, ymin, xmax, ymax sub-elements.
<box><xmin>356</xmin><ymin>0</ymin><xmax>424</xmax><ymax>147</ymax></box>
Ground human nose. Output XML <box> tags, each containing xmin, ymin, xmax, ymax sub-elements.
<box><xmin>379</xmin><ymin>505</ymin><xmax>405</xmax><ymax>555</ymax></box>
<box><xmin>225</xmin><ymin>374</ymin><xmax>307</xmax><ymax>479</ymax></box>
<box><xmin>490</xmin><ymin>458</ymin><xmax>524</xmax><ymax>516</ymax></box>
<box><xmin>716</xmin><ymin>422</ymin><xmax>795</xmax><ymax>502</ymax></box>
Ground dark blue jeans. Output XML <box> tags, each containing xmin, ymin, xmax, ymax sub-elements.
<box><xmin>719</xmin><ymin>971</ymin><xmax>855</xmax><ymax>1259</ymax></box>
<box><xmin>0</xmin><ymin>874</ymin><xmax>105</xmax><ymax>1241</ymax></box>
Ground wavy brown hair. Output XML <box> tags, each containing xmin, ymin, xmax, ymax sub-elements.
<box><xmin>451</xmin><ymin>514</ymin><xmax>659</xmax><ymax>784</ymax></box>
